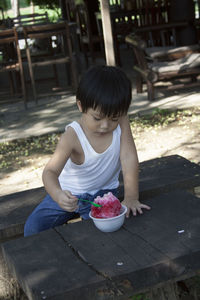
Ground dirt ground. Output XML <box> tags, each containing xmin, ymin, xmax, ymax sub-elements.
<box><xmin>1</xmin><ymin>108</ymin><xmax>200</xmax><ymax>197</ymax></box>
<box><xmin>135</xmin><ymin>111</ymin><xmax>200</xmax><ymax>164</ymax></box>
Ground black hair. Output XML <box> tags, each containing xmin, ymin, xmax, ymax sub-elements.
<box><xmin>76</xmin><ymin>65</ymin><xmax>132</xmax><ymax>117</ymax></box>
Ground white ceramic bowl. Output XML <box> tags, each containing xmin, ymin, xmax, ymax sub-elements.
<box><xmin>89</xmin><ymin>205</ymin><xmax>127</xmax><ymax>232</ymax></box>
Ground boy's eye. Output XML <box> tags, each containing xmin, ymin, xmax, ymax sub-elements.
<box><xmin>110</xmin><ymin>116</ymin><xmax>119</xmax><ymax>122</ymax></box>
<box><xmin>93</xmin><ymin>116</ymin><xmax>101</xmax><ymax>121</ymax></box>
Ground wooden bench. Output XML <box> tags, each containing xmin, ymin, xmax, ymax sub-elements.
<box><xmin>2</xmin><ymin>189</ymin><xmax>200</xmax><ymax>300</ymax></box>
<box><xmin>1</xmin><ymin>155</ymin><xmax>200</xmax><ymax>242</ymax></box>
<box><xmin>0</xmin><ymin>187</ymin><xmax>46</xmax><ymax>243</ymax></box>
<box><xmin>145</xmin><ymin>44</ymin><xmax>200</xmax><ymax>61</ymax></box>
<box><xmin>134</xmin><ymin>22</ymin><xmax>190</xmax><ymax>48</ymax></box>
<box><xmin>125</xmin><ymin>33</ymin><xmax>200</xmax><ymax>101</ymax></box>
<box><xmin>10</xmin><ymin>12</ymin><xmax>49</xmax><ymax>27</ymax></box>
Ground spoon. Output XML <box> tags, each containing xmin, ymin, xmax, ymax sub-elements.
<box><xmin>78</xmin><ymin>198</ymin><xmax>102</xmax><ymax>207</ymax></box>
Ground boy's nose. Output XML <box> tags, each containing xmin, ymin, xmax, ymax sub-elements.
<box><xmin>100</xmin><ymin>120</ymin><xmax>109</xmax><ymax>129</ymax></box>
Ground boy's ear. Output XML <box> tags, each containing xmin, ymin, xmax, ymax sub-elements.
<box><xmin>77</xmin><ymin>100</ymin><xmax>83</xmax><ymax>112</ymax></box>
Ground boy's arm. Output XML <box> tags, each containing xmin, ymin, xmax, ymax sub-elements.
<box><xmin>120</xmin><ymin>116</ymin><xmax>151</xmax><ymax>217</ymax></box>
<box><xmin>42</xmin><ymin>128</ymin><xmax>78</xmax><ymax>211</ymax></box>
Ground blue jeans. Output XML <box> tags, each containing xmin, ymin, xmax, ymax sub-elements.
<box><xmin>24</xmin><ymin>189</ymin><xmax>118</xmax><ymax>237</ymax></box>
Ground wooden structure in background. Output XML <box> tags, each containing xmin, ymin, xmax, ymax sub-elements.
<box><xmin>0</xmin><ymin>27</ymin><xmax>27</xmax><ymax>107</ymax></box>
<box><xmin>23</xmin><ymin>21</ymin><xmax>78</xmax><ymax>103</ymax></box>
<box><xmin>126</xmin><ymin>33</ymin><xmax>200</xmax><ymax>100</ymax></box>
<box><xmin>10</xmin><ymin>12</ymin><xmax>49</xmax><ymax>27</ymax></box>
<box><xmin>75</xmin><ymin>3</ymin><xmax>105</xmax><ymax>66</ymax></box>
<box><xmin>0</xmin><ymin>6</ymin><xmax>4</xmax><ymax>21</ymax></box>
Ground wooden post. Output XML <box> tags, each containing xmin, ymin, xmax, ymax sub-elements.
<box><xmin>30</xmin><ymin>1</ymin><xmax>34</xmax><ymax>14</ymax></box>
<box><xmin>59</xmin><ymin>0</ymin><xmax>68</xmax><ymax>20</ymax></box>
<box><xmin>99</xmin><ymin>0</ymin><xmax>116</xmax><ymax>66</ymax></box>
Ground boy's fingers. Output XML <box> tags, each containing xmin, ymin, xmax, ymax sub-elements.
<box><xmin>131</xmin><ymin>207</ymin><xmax>137</xmax><ymax>216</ymax></box>
<box><xmin>130</xmin><ymin>204</ymin><xmax>150</xmax><ymax>217</ymax></box>
<box><xmin>63</xmin><ymin>191</ymin><xmax>78</xmax><ymax>201</ymax></box>
<box><xmin>141</xmin><ymin>204</ymin><xmax>151</xmax><ymax>210</ymax></box>
<box><xmin>62</xmin><ymin>202</ymin><xmax>78</xmax><ymax>211</ymax></box>
<box><xmin>126</xmin><ymin>207</ymin><xmax>130</xmax><ymax>218</ymax></box>
<box><xmin>64</xmin><ymin>190</ymin><xmax>74</xmax><ymax>197</ymax></box>
<box><xmin>137</xmin><ymin>207</ymin><xmax>143</xmax><ymax>214</ymax></box>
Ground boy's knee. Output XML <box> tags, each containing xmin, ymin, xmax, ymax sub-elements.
<box><xmin>24</xmin><ymin>210</ymin><xmax>49</xmax><ymax>236</ymax></box>
<box><xmin>24</xmin><ymin>216</ymin><xmax>42</xmax><ymax>237</ymax></box>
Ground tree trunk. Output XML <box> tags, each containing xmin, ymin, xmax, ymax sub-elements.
<box><xmin>11</xmin><ymin>0</ymin><xmax>20</xmax><ymax>17</ymax></box>
<box><xmin>99</xmin><ymin>0</ymin><xmax>115</xmax><ymax>66</ymax></box>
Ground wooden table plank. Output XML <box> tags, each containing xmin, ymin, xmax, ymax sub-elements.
<box><xmin>1</xmin><ymin>155</ymin><xmax>200</xmax><ymax>242</ymax></box>
<box><xmin>2</xmin><ymin>190</ymin><xmax>200</xmax><ymax>299</ymax></box>
<box><xmin>0</xmin><ymin>187</ymin><xmax>45</xmax><ymax>241</ymax></box>
<box><xmin>124</xmin><ymin>190</ymin><xmax>200</xmax><ymax>258</ymax></box>
<box><xmin>56</xmin><ymin>220</ymin><xmax>165</xmax><ymax>276</ymax></box>
<box><xmin>57</xmin><ymin>190</ymin><xmax>200</xmax><ymax>272</ymax></box>
<box><xmin>139</xmin><ymin>155</ymin><xmax>200</xmax><ymax>199</ymax></box>
<box><xmin>2</xmin><ymin>229</ymin><xmax>103</xmax><ymax>300</ymax></box>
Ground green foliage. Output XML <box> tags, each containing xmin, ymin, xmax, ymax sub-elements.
<box><xmin>30</xmin><ymin>0</ymin><xmax>61</xmax><ymax>19</ymax></box>
<box><xmin>0</xmin><ymin>0</ymin><xmax>11</xmax><ymax>10</ymax></box>
<box><xmin>20</xmin><ymin>0</ymin><xmax>30</xmax><ymax>8</ymax></box>
<box><xmin>1</xmin><ymin>0</ymin><xmax>30</xmax><ymax>11</ymax></box>
<box><xmin>4</xmin><ymin>2</ymin><xmax>60</xmax><ymax>21</ymax></box>
<box><xmin>74</xmin><ymin>0</ymin><xmax>84</xmax><ymax>4</ymax></box>
<box><xmin>30</xmin><ymin>0</ymin><xmax>59</xmax><ymax>10</ymax></box>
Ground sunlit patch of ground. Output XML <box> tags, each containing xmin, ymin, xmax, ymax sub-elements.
<box><xmin>1</xmin><ymin>108</ymin><xmax>200</xmax><ymax>197</ymax></box>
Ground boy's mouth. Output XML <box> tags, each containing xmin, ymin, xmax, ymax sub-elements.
<box><xmin>98</xmin><ymin>130</ymin><xmax>108</xmax><ymax>134</ymax></box>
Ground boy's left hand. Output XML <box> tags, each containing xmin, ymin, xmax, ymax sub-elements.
<box><xmin>122</xmin><ymin>197</ymin><xmax>151</xmax><ymax>218</ymax></box>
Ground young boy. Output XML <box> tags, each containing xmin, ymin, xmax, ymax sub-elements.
<box><xmin>24</xmin><ymin>65</ymin><xmax>150</xmax><ymax>237</ymax></box>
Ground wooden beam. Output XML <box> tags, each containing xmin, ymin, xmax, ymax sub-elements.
<box><xmin>99</xmin><ymin>0</ymin><xmax>116</xmax><ymax>66</ymax></box>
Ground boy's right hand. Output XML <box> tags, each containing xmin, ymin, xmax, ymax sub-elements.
<box><xmin>57</xmin><ymin>190</ymin><xmax>78</xmax><ymax>212</ymax></box>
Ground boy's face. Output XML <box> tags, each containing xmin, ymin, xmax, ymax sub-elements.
<box><xmin>77</xmin><ymin>101</ymin><xmax>120</xmax><ymax>135</ymax></box>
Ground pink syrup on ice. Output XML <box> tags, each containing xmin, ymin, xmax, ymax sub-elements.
<box><xmin>91</xmin><ymin>192</ymin><xmax>122</xmax><ymax>218</ymax></box>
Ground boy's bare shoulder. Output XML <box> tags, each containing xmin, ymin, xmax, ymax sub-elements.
<box><xmin>60</xmin><ymin>126</ymin><xmax>77</xmax><ymax>141</ymax></box>
<box><xmin>59</xmin><ymin>125</ymin><xmax>79</xmax><ymax>149</ymax></box>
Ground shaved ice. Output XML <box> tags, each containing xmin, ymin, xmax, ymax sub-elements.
<box><xmin>91</xmin><ymin>192</ymin><xmax>122</xmax><ymax>218</ymax></box>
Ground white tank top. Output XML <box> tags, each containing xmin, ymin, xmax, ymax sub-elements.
<box><xmin>58</xmin><ymin>121</ymin><xmax>121</xmax><ymax>195</ymax></box>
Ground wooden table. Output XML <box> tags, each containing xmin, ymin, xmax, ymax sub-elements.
<box><xmin>1</xmin><ymin>155</ymin><xmax>200</xmax><ymax>243</ymax></box>
<box><xmin>2</xmin><ymin>189</ymin><xmax>200</xmax><ymax>300</ymax></box>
